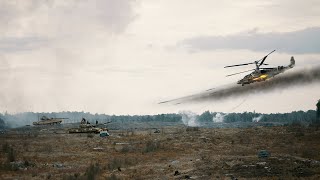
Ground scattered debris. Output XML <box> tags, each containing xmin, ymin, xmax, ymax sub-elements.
<box><xmin>115</xmin><ymin>142</ymin><xmax>130</xmax><ymax>145</ymax></box>
<box><xmin>100</xmin><ymin>130</ymin><xmax>109</xmax><ymax>137</ymax></box>
<box><xmin>93</xmin><ymin>147</ymin><xmax>104</xmax><ymax>151</ymax></box>
<box><xmin>184</xmin><ymin>175</ymin><xmax>191</xmax><ymax>179</ymax></box>
<box><xmin>52</xmin><ymin>163</ymin><xmax>64</xmax><ymax>168</ymax></box>
<box><xmin>256</xmin><ymin>162</ymin><xmax>267</xmax><ymax>166</ymax></box>
<box><xmin>9</xmin><ymin>161</ymin><xmax>35</xmax><ymax>170</ymax></box>
<box><xmin>174</xmin><ymin>170</ymin><xmax>181</xmax><ymax>176</ymax></box>
<box><xmin>171</xmin><ymin>160</ymin><xmax>180</xmax><ymax>165</ymax></box>
<box><xmin>225</xmin><ymin>174</ymin><xmax>237</xmax><ymax>180</ymax></box>
<box><xmin>258</xmin><ymin>150</ymin><xmax>270</xmax><ymax>158</ymax></box>
<box><xmin>199</xmin><ymin>136</ymin><xmax>210</xmax><ymax>143</ymax></box>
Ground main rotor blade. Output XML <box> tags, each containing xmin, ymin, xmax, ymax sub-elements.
<box><xmin>259</xmin><ymin>50</ymin><xmax>275</xmax><ymax>66</ymax></box>
<box><xmin>224</xmin><ymin>62</ymin><xmax>255</xmax><ymax>68</ymax></box>
<box><xmin>226</xmin><ymin>69</ymin><xmax>255</xmax><ymax>77</ymax></box>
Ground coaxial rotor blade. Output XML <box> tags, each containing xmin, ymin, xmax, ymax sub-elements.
<box><xmin>226</xmin><ymin>69</ymin><xmax>255</xmax><ymax>77</ymax></box>
<box><xmin>224</xmin><ymin>62</ymin><xmax>255</xmax><ymax>68</ymax></box>
<box><xmin>259</xmin><ymin>50</ymin><xmax>275</xmax><ymax>66</ymax></box>
<box><xmin>259</xmin><ymin>68</ymin><xmax>275</xmax><ymax>69</ymax></box>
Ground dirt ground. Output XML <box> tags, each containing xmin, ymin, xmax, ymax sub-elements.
<box><xmin>1</xmin><ymin>125</ymin><xmax>320</xmax><ymax>179</ymax></box>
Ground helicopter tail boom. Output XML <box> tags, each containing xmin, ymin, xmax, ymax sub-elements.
<box><xmin>289</xmin><ymin>56</ymin><xmax>295</xmax><ymax>68</ymax></box>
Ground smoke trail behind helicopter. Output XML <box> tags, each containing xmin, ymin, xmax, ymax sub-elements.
<box><xmin>159</xmin><ymin>66</ymin><xmax>320</xmax><ymax>104</ymax></box>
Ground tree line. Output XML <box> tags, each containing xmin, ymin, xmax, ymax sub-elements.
<box><xmin>0</xmin><ymin>109</ymin><xmax>318</xmax><ymax>128</ymax></box>
<box><xmin>198</xmin><ymin>110</ymin><xmax>316</xmax><ymax>124</ymax></box>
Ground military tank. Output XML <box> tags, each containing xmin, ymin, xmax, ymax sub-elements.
<box><xmin>68</xmin><ymin>118</ymin><xmax>105</xmax><ymax>134</ymax></box>
<box><xmin>33</xmin><ymin>116</ymin><xmax>67</xmax><ymax>126</ymax></box>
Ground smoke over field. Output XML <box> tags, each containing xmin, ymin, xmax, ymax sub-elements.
<box><xmin>212</xmin><ymin>113</ymin><xmax>226</xmax><ymax>123</ymax></box>
<box><xmin>252</xmin><ymin>115</ymin><xmax>263</xmax><ymax>122</ymax></box>
<box><xmin>179</xmin><ymin>111</ymin><xmax>199</xmax><ymax>127</ymax></box>
<box><xmin>160</xmin><ymin>66</ymin><xmax>320</xmax><ymax>104</ymax></box>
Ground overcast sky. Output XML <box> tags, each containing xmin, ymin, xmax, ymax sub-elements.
<box><xmin>0</xmin><ymin>0</ymin><xmax>319</xmax><ymax>115</ymax></box>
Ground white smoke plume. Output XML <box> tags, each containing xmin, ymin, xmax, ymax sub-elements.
<box><xmin>252</xmin><ymin>115</ymin><xmax>263</xmax><ymax>122</ymax></box>
<box><xmin>212</xmin><ymin>113</ymin><xmax>226</xmax><ymax>123</ymax></box>
<box><xmin>179</xmin><ymin>111</ymin><xmax>199</xmax><ymax>127</ymax></box>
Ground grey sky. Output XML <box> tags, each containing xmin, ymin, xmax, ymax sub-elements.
<box><xmin>179</xmin><ymin>27</ymin><xmax>320</xmax><ymax>54</ymax></box>
<box><xmin>0</xmin><ymin>36</ymin><xmax>49</xmax><ymax>52</ymax></box>
<box><xmin>0</xmin><ymin>0</ymin><xmax>319</xmax><ymax>114</ymax></box>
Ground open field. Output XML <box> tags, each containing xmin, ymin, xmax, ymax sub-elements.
<box><xmin>1</xmin><ymin>125</ymin><xmax>320</xmax><ymax>179</ymax></box>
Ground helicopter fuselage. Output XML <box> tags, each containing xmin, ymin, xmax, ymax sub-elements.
<box><xmin>237</xmin><ymin>57</ymin><xmax>295</xmax><ymax>86</ymax></box>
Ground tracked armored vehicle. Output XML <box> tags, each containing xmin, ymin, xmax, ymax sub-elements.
<box><xmin>68</xmin><ymin>118</ymin><xmax>106</xmax><ymax>134</ymax></box>
<box><xmin>33</xmin><ymin>116</ymin><xmax>67</xmax><ymax>126</ymax></box>
<box><xmin>68</xmin><ymin>124</ymin><xmax>104</xmax><ymax>134</ymax></box>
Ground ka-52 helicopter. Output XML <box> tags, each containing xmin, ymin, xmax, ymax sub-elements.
<box><xmin>224</xmin><ymin>50</ymin><xmax>295</xmax><ymax>86</ymax></box>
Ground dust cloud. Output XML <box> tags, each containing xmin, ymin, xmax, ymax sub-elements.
<box><xmin>179</xmin><ymin>111</ymin><xmax>199</xmax><ymax>127</ymax></box>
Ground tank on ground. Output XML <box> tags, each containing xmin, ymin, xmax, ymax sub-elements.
<box><xmin>68</xmin><ymin>118</ymin><xmax>107</xmax><ymax>134</ymax></box>
<box><xmin>33</xmin><ymin>116</ymin><xmax>67</xmax><ymax>126</ymax></box>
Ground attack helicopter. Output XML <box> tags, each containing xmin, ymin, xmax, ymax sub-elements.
<box><xmin>225</xmin><ymin>50</ymin><xmax>295</xmax><ymax>86</ymax></box>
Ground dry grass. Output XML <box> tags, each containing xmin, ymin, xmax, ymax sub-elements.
<box><xmin>0</xmin><ymin>126</ymin><xmax>320</xmax><ymax>179</ymax></box>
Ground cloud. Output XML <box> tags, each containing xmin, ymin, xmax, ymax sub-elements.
<box><xmin>0</xmin><ymin>0</ymin><xmax>137</xmax><ymax>34</ymax></box>
<box><xmin>0</xmin><ymin>0</ymin><xmax>138</xmax><ymax>113</ymax></box>
<box><xmin>178</xmin><ymin>27</ymin><xmax>320</xmax><ymax>54</ymax></box>
<box><xmin>0</xmin><ymin>36</ymin><xmax>49</xmax><ymax>52</ymax></box>
<box><xmin>0</xmin><ymin>0</ymin><xmax>137</xmax><ymax>52</ymax></box>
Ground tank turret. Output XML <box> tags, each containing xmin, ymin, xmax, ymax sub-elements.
<box><xmin>33</xmin><ymin>116</ymin><xmax>68</xmax><ymax>125</ymax></box>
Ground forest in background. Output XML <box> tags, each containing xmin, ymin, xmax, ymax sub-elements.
<box><xmin>0</xmin><ymin>109</ymin><xmax>317</xmax><ymax>128</ymax></box>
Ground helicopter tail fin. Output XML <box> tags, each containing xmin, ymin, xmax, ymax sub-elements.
<box><xmin>289</xmin><ymin>56</ymin><xmax>295</xmax><ymax>68</ymax></box>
